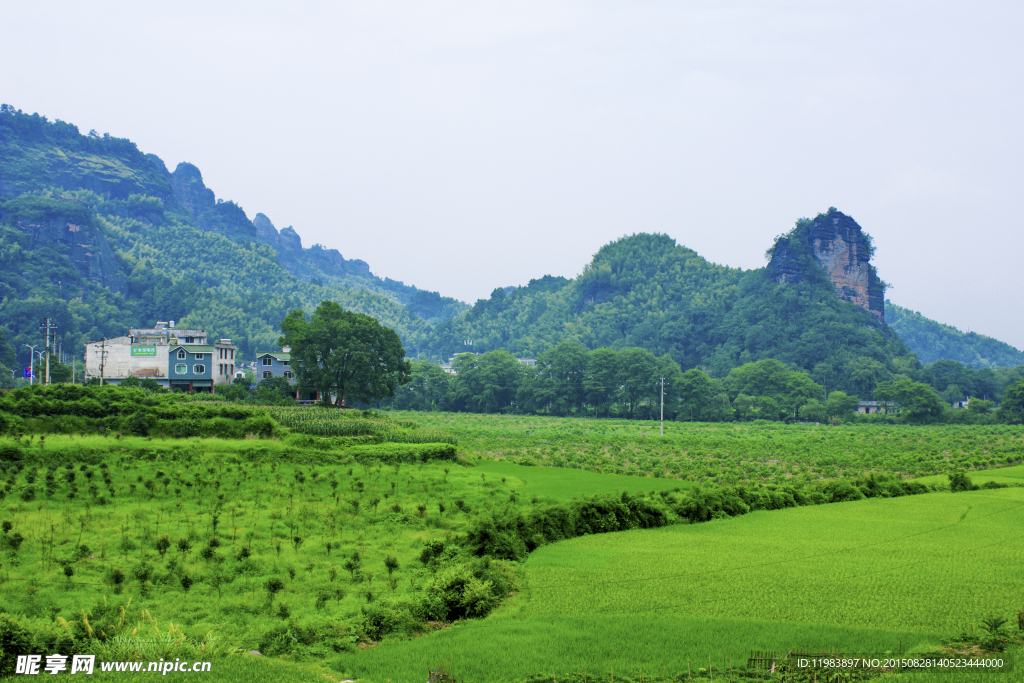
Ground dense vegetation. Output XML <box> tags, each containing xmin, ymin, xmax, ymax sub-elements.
<box><xmin>0</xmin><ymin>105</ymin><xmax>464</xmax><ymax>371</ymax></box>
<box><xmin>4</xmin><ymin>104</ymin><xmax>1024</xmax><ymax>406</ymax></box>
<box><xmin>886</xmin><ymin>301</ymin><xmax>1024</xmax><ymax>368</ymax></box>
<box><xmin>377</xmin><ymin>347</ymin><xmax>1024</xmax><ymax>427</ymax></box>
<box><xmin>423</xmin><ymin>223</ymin><xmax>922</xmax><ymax>394</ymax></box>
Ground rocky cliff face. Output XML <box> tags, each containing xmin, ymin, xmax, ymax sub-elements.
<box><xmin>7</xmin><ymin>199</ymin><xmax>126</xmax><ymax>296</ymax></box>
<box><xmin>768</xmin><ymin>209</ymin><xmax>884</xmax><ymax>323</ymax></box>
<box><xmin>170</xmin><ymin>163</ymin><xmax>257</xmax><ymax>242</ymax></box>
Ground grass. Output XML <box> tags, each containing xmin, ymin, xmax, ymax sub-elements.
<box><xmin>3</xmin><ymin>413</ymin><xmax>1023</xmax><ymax>682</ymax></box>
<box><xmin>474</xmin><ymin>460</ymin><xmax>692</xmax><ymax>503</ymax></box>
<box><xmin>81</xmin><ymin>655</ymin><xmax>334</xmax><ymax>682</ymax></box>
<box><xmin>0</xmin><ymin>434</ymin><xmax>505</xmax><ymax>663</ymax></box>
<box><xmin>384</xmin><ymin>411</ymin><xmax>1024</xmax><ymax>484</ymax></box>
<box><xmin>339</xmin><ymin>487</ymin><xmax>1024</xmax><ymax>682</ymax></box>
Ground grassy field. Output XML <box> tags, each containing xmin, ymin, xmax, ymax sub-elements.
<box><xmin>0</xmin><ymin>434</ymin><xmax>508</xmax><ymax>664</ymax></box>
<box><xmin>339</xmin><ymin>487</ymin><xmax>1024</xmax><ymax>682</ymax></box>
<box><xmin>474</xmin><ymin>460</ymin><xmax>692</xmax><ymax>502</ymax></box>
<box><xmin>386</xmin><ymin>412</ymin><xmax>1024</xmax><ymax>484</ymax></box>
<box><xmin>3</xmin><ymin>407</ymin><xmax>1023</xmax><ymax>682</ymax></box>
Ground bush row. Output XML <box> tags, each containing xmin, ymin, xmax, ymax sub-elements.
<box><xmin>462</xmin><ymin>491</ymin><xmax>673</xmax><ymax>561</ymax></box>
<box><xmin>461</xmin><ymin>474</ymin><xmax>938</xmax><ymax>562</ymax></box>
<box><xmin>359</xmin><ymin>551</ymin><xmax>517</xmax><ymax>641</ymax></box>
<box><xmin>347</xmin><ymin>442</ymin><xmax>459</xmax><ymax>465</ymax></box>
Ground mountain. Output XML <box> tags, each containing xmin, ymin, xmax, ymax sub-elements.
<box><xmin>2</xmin><ymin>105</ymin><xmax>1020</xmax><ymax>391</ymax></box>
<box><xmin>885</xmin><ymin>302</ymin><xmax>1024</xmax><ymax>369</ymax></box>
<box><xmin>0</xmin><ymin>105</ymin><xmax>466</xmax><ymax>366</ymax></box>
<box><xmin>423</xmin><ymin>209</ymin><xmax>920</xmax><ymax>396</ymax></box>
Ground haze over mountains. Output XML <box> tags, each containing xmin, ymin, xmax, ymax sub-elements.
<box><xmin>0</xmin><ymin>105</ymin><xmax>1021</xmax><ymax>389</ymax></box>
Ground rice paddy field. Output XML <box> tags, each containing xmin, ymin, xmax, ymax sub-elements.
<box><xmin>3</xmin><ymin>408</ymin><xmax>1023</xmax><ymax>682</ymax></box>
<box><xmin>338</xmin><ymin>487</ymin><xmax>1024</xmax><ymax>682</ymax></box>
<box><xmin>389</xmin><ymin>411</ymin><xmax>1024</xmax><ymax>484</ymax></box>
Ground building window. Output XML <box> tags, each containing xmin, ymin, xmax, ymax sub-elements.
<box><xmin>194</xmin><ymin>364</ymin><xmax>206</xmax><ymax>374</ymax></box>
<box><xmin>282</xmin><ymin>360</ymin><xmax>290</xmax><ymax>366</ymax></box>
<box><xmin>185</xmin><ymin>336</ymin><xmax>195</xmax><ymax>343</ymax></box>
<box><xmin>177</xmin><ymin>349</ymin><xmax>186</xmax><ymax>359</ymax></box>
<box><xmin>262</xmin><ymin>370</ymin><xmax>273</xmax><ymax>379</ymax></box>
<box><xmin>283</xmin><ymin>371</ymin><xmax>294</xmax><ymax>379</ymax></box>
<box><xmin>175</xmin><ymin>364</ymin><xmax>187</xmax><ymax>374</ymax></box>
<box><xmin>262</xmin><ymin>357</ymin><xmax>272</xmax><ymax>366</ymax></box>
<box><xmin>194</xmin><ymin>353</ymin><xmax>205</xmax><ymax>360</ymax></box>
<box><xmin>230</xmin><ymin>349</ymin><xmax>234</xmax><ymax>359</ymax></box>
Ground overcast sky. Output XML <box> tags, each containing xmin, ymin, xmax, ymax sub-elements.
<box><xmin>4</xmin><ymin>1</ymin><xmax>1022</xmax><ymax>349</ymax></box>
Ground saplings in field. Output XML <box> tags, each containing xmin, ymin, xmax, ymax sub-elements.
<box><xmin>108</xmin><ymin>568</ymin><xmax>126</xmax><ymax>594</ymax></box>
<box><xmin>265</xmin><ymin>577</ymin><xmax>285</xmax><ymax>607</ymax></box>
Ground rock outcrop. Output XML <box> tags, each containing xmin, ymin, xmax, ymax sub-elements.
<box><xmin>5</xmin><ymin>198</ymin><xmax>126</xmax><ymax>297</ymax></box>
<box><xmin>170</xmin><ymin>163</ymin><xmax>256</xmax><ymax>242</ymax></box>
<box><xmin>768</xmin><ymin>208</ymin><xmax>885</xmax><ymax>323</ymax></box>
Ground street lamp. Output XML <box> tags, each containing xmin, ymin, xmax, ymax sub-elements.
<box><xmin>23</xmin><ymin>344</ymin><xmax>38</xmax><ymax>385</ymax></box>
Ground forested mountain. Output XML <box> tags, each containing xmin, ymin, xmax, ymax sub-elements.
<box><xmin>2</xmin><ymin>104</ymin><xmax>1020</xmax><ymax>395</ymax></box>
<box><xmin>425</xmin><ymin>211</ymin><xmax>918</xmax><ymax>396</ymax></box>
<box><xmin>885</xmin><ymin>302</ymin><xmax>1024</xmax><ymax>369</ymax></box>
<box><xmin>0</xmin><ymin>105</ymin><xmax>466</xmax><ymax>367</ymax></box>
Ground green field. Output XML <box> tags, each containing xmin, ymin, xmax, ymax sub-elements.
<box><xmin>338</xmin><ymin>487</ymin><xmax>1024</xmax><ymax>682</ymax></box>
<box><xmin>2</xmin><ymin>407</ymin><xmax>1023</xmax><ymax>682</ymax></box>
<box><xmin>390</xmin><ymin>412</ymin><xmax>1024</xmax><ymax>483</ymax></box>
<box><xmin>474</xmin><ymin>460</ymin><xmax>692</xmax><ymax>502</ymax></box>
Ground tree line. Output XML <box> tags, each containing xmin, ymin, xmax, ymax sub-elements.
<box><xmin>377</xmin><ymin>342</ymin><xmax>1024</xmax><ymax>425</ymax></box>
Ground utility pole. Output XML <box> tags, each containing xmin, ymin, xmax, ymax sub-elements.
<box><xmin>40</xmin><ymin>317</ymin><xmax>56</xmax><ymax>385</ymax></box>
<box><xmin>99</xmin><ymin>338</ymin><xmax>107</xmax><ymax>386</ymax></box>
<box><xmin>660</xmin><ymin>377</ymin><xmax>665</xmax><ymax>436</ymax></box>
<box><xmin>23</xmin><ymin>344</ymin><xmax>38</xmax><ymax>385</ymax></box>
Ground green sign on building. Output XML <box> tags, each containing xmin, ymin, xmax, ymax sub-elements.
<box><xmin>130</xmin><ymin>345</ymin><xmax>158</xmax><ymax>357</ymax></box>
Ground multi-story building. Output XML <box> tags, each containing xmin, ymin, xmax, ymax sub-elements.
<box><xmin>84</xmin><ymin>321</ymin><xmax>237</xmax><ymax>392</ymax></box>
<box><xmin>254</xmin><ymin>347</ymin><xmax>319</xmax><ymax>401</ymax></box>
<box><xmin>255</xmin><ymin>349</ymin><xmax>293</xmax><ymax>382</ymax></box>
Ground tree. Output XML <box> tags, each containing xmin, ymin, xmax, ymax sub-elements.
<box><xmin>0</xmin><ymin>328</ymin><xmax>16</xmax><ymax>369</ymax></box>
<box><xmin>996</xmin><ymin>379</ymin><xmax>1024</xmax><ymax>424</ymax></box>
<box><xmin>279</xmin><ymin>302</ymin><xmax>411</xmax><ymax>407</ymax></box>
<box><xmin>874</xmin><ymin>379</ymin><xmax>945</xmax><ymax>424</ymax></box>
<box><xmin>387</xmin><ymin>360</ymin><xmax>451</xmax><ymax>411</ymax></box>
<box><xmin>678</xmin><ymin>369</ymin><xmax>715</xmax><ymax>421</ymax></box>
<box><xmin>798</xmin><ymin>399</ymin><xmax>826</xmax><ymax>422</ymax></box>
<box><xmin>825</xmin><ymin>391</ymin><xmax>859</xmax><ymax>421</ymax></box>
<box><xmin>532</xmin><ymin>341</ymin><xmax>589</xmax><ymax>416</ymax></box>
<box><xmin>616</xmin><ymin>348</ymin><xmax>659</xmax><ymax>419</ymax></box>
<box><xmin>0</xmin><ymin>364</ymin><xmax>14</xmax><ymax>391</ymax></box>
<box><xmin>584</xmin><ymin>348</ymin><xmax>618</xmax><ymax>417</ymax></box>
<box><xmin>255</xmin><ymin>376</ymin><xmax>295</xmax><ymax>404</ymax></box>
<box><xmin>450</xmin><ymin>351</ymin><xmax>524</xmax><ymax>413</ymax></box>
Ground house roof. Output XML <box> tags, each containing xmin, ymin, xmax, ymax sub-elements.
<box><xmin>170</xmin><ymin>345</ymin><xmax>216</xmax><ymax>354</ymax></box>
<box><xmin>256</xmin><ymin>352</ymin><xmax>291</xmax><ymax>361</ymax></box>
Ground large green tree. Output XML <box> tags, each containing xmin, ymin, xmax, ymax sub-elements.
<box><xmin>279</xmin><ymin>302</ymin><xmax>411</xmax><ymax>407</ymax></box>
<box><xmin>450</xmin><ymin>350</ymin><xmax>524</xmax><ymax>413</ymax></box>
<box><xmin>873</xmin><ymin>379</ymin><xmax>945</xmax><ymax>424</ymax></box>
<box><xmin>997</xmin><ymin>380</ymin><xmax>1024</xmax><ymax>424</ymax></box>
<box><xmin>532</xmin><ymin>341</ymin><xmax>590</xmax><ymax>416</ymax></box>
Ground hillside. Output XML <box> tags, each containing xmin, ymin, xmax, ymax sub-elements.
<box><xmin>426</xmin><ymin>210</ymin><xmax>917</xmax><ymax>395</ymax></box>
<box><xmin>885</xmin><ymin>301</ymin><xmax>1024</xmax><ymax>368</ymax></box>
<box><xmin>0</xmin><ymin>105</ymin><xmax>466</xmax><ymax>365</ymax></box>
<box><xmin>3</xmin><ymin>104</ymin><xmax>1022</xmax><ymax>391</ymax></box>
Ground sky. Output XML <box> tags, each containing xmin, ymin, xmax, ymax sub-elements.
<box><xmin>3</xmin><ymin>1</ymin><xmax>1023</xmax><ymax>349</ymax></box>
